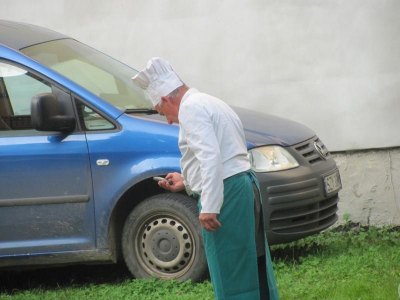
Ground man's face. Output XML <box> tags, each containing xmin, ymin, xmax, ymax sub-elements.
<box><xmin>155</xmin><ymin>97</ymin><xmax>179</xmax><ymax>125</ymax></box>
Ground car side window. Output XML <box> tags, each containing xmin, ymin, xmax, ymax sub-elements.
<box><xmin>75</xmin><ymin>100</ymin><xmax>115</xmax><ymax>131</ymax></box>
<box><xmin>0</xmin><ymin>62</ymin><xmax>52</xmax><ymax>132</ymax></box>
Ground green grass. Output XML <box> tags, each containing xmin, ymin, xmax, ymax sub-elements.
<box><xmin>0</xmin><ymin>278</ymin><xmax>214</xmax><ymax>300</ymax></box>
<box><xmin>1</xmin><ymin>225</ymin><xmax>399</xmax><ymax>300</ymax></box>
<box><xmin>272</xmin><ymin>225</ymin><xmax>400</xmax><ymax>299</ymax></box>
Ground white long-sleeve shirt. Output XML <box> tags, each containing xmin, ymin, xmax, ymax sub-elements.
<box><xmin>178</xmin><ymin>88</ymin><xmax>250</xmax><ymax>213</ymax></box>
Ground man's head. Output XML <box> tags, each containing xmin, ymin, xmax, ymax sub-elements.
<box><xmin>131</xmin><ymin>57</ymin><xmax>188</xmax><ymax>124</ymax></box>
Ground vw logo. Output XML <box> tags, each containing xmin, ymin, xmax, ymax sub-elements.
<box><xmin>314</xmin><ymin>142</ymin><xmax>327</xmax><ymax>160</ymax></box>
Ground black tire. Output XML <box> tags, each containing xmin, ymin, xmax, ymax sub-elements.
<box><xmin>122</xmin><ymin>193</ymin><xmax>208</xmax><ymax>282</ymax></box>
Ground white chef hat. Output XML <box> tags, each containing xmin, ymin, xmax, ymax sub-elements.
<box><xmin>131</xmin><ymin>57</ymin><xmax>183</xmax><ymax>106</ymax></box>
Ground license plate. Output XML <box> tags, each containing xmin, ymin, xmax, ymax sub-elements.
<box><xmin>323</xmin><ymin>170</ymin><xmax>342</xmax><ymax>195</ymax></box>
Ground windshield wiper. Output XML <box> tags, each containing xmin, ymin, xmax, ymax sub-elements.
<box><xmin>124</xmin><ymin>108</ymin><xmax>158</xmax><ymax>115</ymax></box>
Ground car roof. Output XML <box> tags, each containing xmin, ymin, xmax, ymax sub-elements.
<box><xmin>0</xmin><ymin>20</ymin><xmax>68</xmax><ymax>50</ymax></box>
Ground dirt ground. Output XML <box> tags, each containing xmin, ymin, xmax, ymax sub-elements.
<box><xmin>0</xmin><ymin>262</ymin><xmax>132</xmax><ymax>294</ymax></box>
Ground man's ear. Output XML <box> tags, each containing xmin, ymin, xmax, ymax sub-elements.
<box><xmin>161</xmin><ymin>96</ymin><xmax>169</xmax><ymax>104</ymax></box>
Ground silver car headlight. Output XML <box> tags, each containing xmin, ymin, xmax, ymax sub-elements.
<box><xmin>248</xmin><ymin>146</ymin><xmax>299</xmax><ymax>172</ymax></box>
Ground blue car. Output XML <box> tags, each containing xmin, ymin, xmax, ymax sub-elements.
<box><xmin>0</xmin><ymin>20</ymin><xmax>341</xmax><ymax>281</ymax></box>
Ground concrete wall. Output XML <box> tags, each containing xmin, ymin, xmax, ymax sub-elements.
<box><xmin>1</xmin><ymin>0</ymin><xmax>399</xmax><ymax>225</ymax></box>
<box><xmin>334</xmin><ymin>149</ymin><xmax>400</xmax><ymax>225</ymax></box>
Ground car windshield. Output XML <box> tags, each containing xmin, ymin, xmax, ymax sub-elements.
<box><xmin>21</xmin><ymin>38</ymin><xmax>152</xmax><ymax>111</ymax></box>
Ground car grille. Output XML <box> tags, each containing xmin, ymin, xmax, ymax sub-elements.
<box><xmin>266</xmin><ymin>178</ymin><xmax>339</xmax><ymax>234</ymax></box>
<box><xmin>295</xmin><ymin>137</ymin><xmax>330</xmax><ymax>164</ymax></box>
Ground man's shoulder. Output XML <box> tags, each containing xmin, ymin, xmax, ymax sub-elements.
<box><xmin>186</xmin><ymin>91</ymin><xmax>215</xmax><ymax>101</ymax></box>
<box><xmin>181</xmin><ymin>89</ymin><xmax>232</xmax><ymax>117</ymax></box>
<box><xmin>184</xmin><ymin>91</ymin><xmax>225</xmax><ymax>108</ymax></box>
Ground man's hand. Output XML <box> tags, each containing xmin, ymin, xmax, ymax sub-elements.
<box><xmin>158</xmin><ymin>172</ymin><xmax>185</xmax><ymax>192</ymax></box>
<box><xmin>199</xmin><ymin>213</ymin><xmax>221</xmax><ymax>232</ymax></box>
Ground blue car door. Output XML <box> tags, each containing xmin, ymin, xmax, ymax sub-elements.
<box><xmin>0</xmin><ymin>61</ymin><xmax>95</xmax><ymax>257</ymax></box>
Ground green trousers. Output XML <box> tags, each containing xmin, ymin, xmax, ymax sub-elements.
<box><xmin>198</xmin><ymin>171</ymin><xmax>279</xmax><ymax>300</ymax></box>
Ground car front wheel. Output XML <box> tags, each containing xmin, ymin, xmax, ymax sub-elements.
<box><xmin>122</xmin><ymin>193</ymin><xmax>208</xmax><ymax>282</ymax></box>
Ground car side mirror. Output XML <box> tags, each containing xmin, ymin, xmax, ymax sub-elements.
<box><xmin>31</xmin><ymin>93</ymin><xmax>76</xmax><ymax>133</ymax></box>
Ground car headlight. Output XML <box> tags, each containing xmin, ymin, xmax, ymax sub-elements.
<box><xmin>248</xmin><ymin>146</ymin><xmax>299</xmax><ymax>172</ymax></box>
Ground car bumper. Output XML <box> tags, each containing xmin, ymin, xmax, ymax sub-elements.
<box><xmin>255</xmin><ymin>136</ymin><xmax>341</xmax><ymax>245</ymax></box>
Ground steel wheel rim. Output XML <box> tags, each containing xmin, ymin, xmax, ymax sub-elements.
<box><xmin>135</xmin><ymin>214</ymin><xmax>196</xmax><ymax>278</ymax></box>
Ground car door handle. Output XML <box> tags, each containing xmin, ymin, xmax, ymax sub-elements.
<box><xmin>96</xmin><ymin>159</ymin><xmax>110</xmax><ymax>166</ymax></box>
